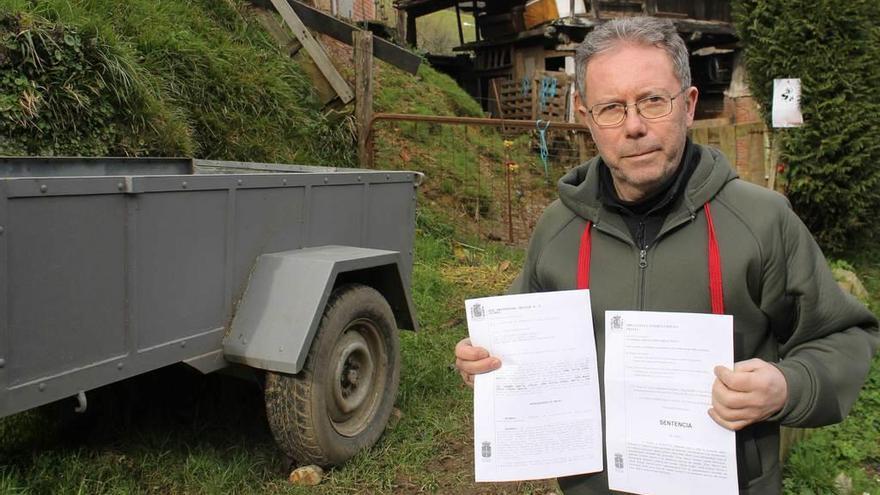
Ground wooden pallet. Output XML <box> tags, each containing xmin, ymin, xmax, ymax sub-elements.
<box><xmin>494</xmin><ymin>70</ymin><xmax>572</xmax><ymax>122</ymax></box>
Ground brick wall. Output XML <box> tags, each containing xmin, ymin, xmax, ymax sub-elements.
<box><xmin>352</xmin><ymin>0</ymin><xmax>374</xmax><ymax>20</ymax></box>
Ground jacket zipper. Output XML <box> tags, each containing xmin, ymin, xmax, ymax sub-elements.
<box><xmin>595</xmin><ymin>211</ymin><xmax>698</xmax><ymax>310</ymax></box>
<box><xmin>593</xmin><ymin>220</ymin><xmax>651</xmax><ymax>309</ymax></box>
<box><xmin>637</xmin><ymin>220</ymin><xmax>648</xmax><ymax>308</ymax></box>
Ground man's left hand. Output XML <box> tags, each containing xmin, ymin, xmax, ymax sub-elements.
<box><xmin>708</xmin><ymin>358</ymin><xmax>788</xmax><ymax>431</ymax></box>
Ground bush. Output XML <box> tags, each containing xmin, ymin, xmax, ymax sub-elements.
<box><xmin>733</xmin><ymin>0</ymin><xmax>880</xmax><ymax>254</ymax></box>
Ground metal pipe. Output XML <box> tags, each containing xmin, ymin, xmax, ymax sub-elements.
<box><xmin>372</xmin><ymin>113</ymin><xmax>590</xmax><ymax>131</ymax></box>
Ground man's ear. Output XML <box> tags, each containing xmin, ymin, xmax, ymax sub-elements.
<box><xmin>684</xmin><ymin>86</ymin><xmax>699</xmax><ymax>127</ymax></box>
<box><xmin>573</xmin><ymin>91</ymin><xmax>590</xmax><ymax>125</ymax></box>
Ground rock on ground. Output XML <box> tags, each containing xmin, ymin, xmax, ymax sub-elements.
<box><xmin>289</xmin><ymin>465</ymin><xmax>324</xmax><ymax>486</ymax></box>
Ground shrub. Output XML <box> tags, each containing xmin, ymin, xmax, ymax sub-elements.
<box><xmin>734</xmin><ymin>0</ymin><xmax>880</xmax><ymax>254</ymax></box>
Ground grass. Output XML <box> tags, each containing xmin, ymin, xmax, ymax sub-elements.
<box><xmin>780</xmin><ymin>250</ymin><xmax>880</xmax><ymax>495</ymax></box>
<box><xmin>0</xmin><ymin>0</ymin><xmax>355</xmax><ymax>163</ymax></box>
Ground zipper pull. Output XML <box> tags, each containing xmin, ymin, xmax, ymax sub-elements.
<box><xmin>639</xmin><ymin>249</ymin><xmax>648</xmax><ymax>268</ymax></box>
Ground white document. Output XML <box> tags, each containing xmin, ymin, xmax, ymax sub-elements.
<box><xmin>465</xmin><ymin>290</ymin><xmax>603</xmax><ymax>482</ymax></box>
<box><xmin>604</xmin><ymin>311</ymin><xmax>737</xmax><ymax>495</ymax></box>
<box><xmin>772</xmin><ymin>78</ymin><xmax>804</xmax><ymax>128</ymax></box>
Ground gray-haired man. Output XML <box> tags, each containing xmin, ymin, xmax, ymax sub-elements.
<box><xmin>455</xmin><ymin>16</ymin><xmax>878</xmax><ymax>494</ymax></box>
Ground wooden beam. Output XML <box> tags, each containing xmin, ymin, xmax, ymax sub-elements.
<box><xmin>406</xmin><ymin>12</ymin><xmax>417</xmax><ymax>47</ymax></box>
<box><xmin>354</xmin><ymin>31</ymin><xmax>374</xmax><ymax>168</ymax></box>
<box><xmin>454</xmin><ymin>2</ymin><xmax>464</xmax><ymax>46</ymax></box>
<box><xmin>472</xmin><ymin>0</ymin><xmax>480</xmax><ymax>41</ymax></box>
<box><xmin>249</xmin><ymin>6</ymin><xmax>335</xmax><ymax>105</ymax></box>
<box><xmin>269</xmin><ymin>0</ymin><xmax>354</xmax><ymax>103</ymax></box>
<box><xmin>288</xmin><ymin>1</ymin><xmax>421</xmax><ymax>74</ymax></box>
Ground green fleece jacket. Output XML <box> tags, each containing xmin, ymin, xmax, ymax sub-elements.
<box><xmin>510</xmin><ymin>144</ymin><xmax>879</xmax><ymax>494</ymax></box>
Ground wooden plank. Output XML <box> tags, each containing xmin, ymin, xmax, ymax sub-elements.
<box><xmin>748</xmin><ymin>124</ymin><xmax>766</xmax><ymax>186</ymax></box>
<box><xmin>397</xmin><ymin>8</ymin><xmax>408</xmax><ymax>45</ymax></box>
<box><xmin>269</xmin><ymin>0</ymin><xmax>354</xmax><ymax>103</ymax></box>
<box><xmin>719</xmin><ymin>124</ymin><xmax>736</xmax><ymax>170</ymax></box>
<box><xmin>249</xmin><ymin>6</ymin><xmax>335</xmax><ymax>105</ymax></box>
<box><xmin>355</xmin><ymin>31</ymin><xmax>374</xmax><ymax>168</ymax></box>
<box><xmin>734</xmin><ymin>122</ymin><xmax>766</xmax><ymax>186</ymax></box>
<box><xmin>287</xmin><ymin>0</ymin><xmax>421</xmax><ymax>75</ymax></box>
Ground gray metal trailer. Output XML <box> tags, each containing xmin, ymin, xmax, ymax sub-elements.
<box><xmin>0</xmin><ymin>157</ymin><xmax>420</xmax><ymax>466</ymax></box>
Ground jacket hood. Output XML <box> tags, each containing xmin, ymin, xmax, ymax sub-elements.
<box><xmin>557</xmin><ymin>143</ymin><xmax>738</xmax><ymax>222</ymax></box>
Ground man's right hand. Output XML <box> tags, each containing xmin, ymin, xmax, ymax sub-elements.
<box><xmin>454</xmin><ymin>338</ymin><xmax>502</xmax><ymax>388</ymax></box>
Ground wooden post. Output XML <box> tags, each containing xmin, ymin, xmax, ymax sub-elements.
<box><xmin>405</xmin><ymin>12</ymin><xmax>417</xmax><ymax>47</ymax></box>
<box><xmin>472</xmin><ymin>0</ymin><xmax>480</xmax><ymax>41</ymax></box>
<box><xmin>491</xmin><ymin>79</ymin><xmax>504</xmax><ymax>121</ymax></box>
<box><xmin>531</xmin><ymin>75</ymin><xmax>539</xmax><ymax>120</ymax></box>
<box><xmin>767</xmin><ymin>129</ymin><xmax>782</xmax><ymax>191</ymax></box>
<box><xmin>397</xmin><ymin>8</ymin><xmax>408</xmax><ymax>45</ymax></box>
<box><xmin>455</xmin><ymin>2</ymin><xmax>465</xmax><ymax>45</ymax></box>
<box><xmin>354</xmin><ymin>31</ymin><xmax>374</xmax><ymax>168</ymax></box>
<box><xmin>270</xmin><ymin>0</ymin><xmax>354</xmax><ymax>103</ymax></box>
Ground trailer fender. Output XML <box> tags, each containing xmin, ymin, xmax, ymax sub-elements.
<box><xmin>222</xmin><ymin>246</ymin><xmax>417</xmax><ymax>374</ymax></box>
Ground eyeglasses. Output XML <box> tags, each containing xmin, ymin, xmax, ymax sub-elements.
<box><xmin>587</xmin><ymin>88</ymin><xmax>687</xmax><ymax>127</ymax></box>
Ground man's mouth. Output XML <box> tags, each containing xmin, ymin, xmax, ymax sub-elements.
<box><xmin>624</xmin><ymin>149</ymin><xmax>660</xmax><ymax>158</ymax></box>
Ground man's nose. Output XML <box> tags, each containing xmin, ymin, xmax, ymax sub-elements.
<box><xmin>622</xmin><ymin>105</ymin><xmax>648</xmax><ymax>137</ymax></box>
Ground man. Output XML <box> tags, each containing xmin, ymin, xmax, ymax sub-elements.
<box><xmin>454</xmin><ymin>16</ymin><xmax>879</xmax><ymax>495</ymax></box>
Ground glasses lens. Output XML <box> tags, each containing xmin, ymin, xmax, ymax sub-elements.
<box><xmin>594</xmin><ymin>103</ymin><xmax>625</xmax><ymax>126</ymax></box>
<box><xmin>637</xmin><ymin>95</ymin><xmax>672</xmax><ymax>119</ymax></box>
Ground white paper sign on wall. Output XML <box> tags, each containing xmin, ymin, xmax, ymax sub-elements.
<box><xmin>772</xmin><ymin>78</ymin><xmax>804</xmax><ymax>128</ymax></box>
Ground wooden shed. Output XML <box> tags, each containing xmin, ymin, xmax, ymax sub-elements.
<box><xmin>395</xmin><ymin>1</ymin><xmax>748</xmax><ymax>124</ymax></box>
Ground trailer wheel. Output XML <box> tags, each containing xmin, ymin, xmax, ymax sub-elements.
<box><xmin>264</xmin><ymin>283</ymin><xmax>400</xmax><ymax>466</ymax></box>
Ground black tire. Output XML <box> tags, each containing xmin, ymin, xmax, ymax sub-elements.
<box><xmin>264</xmin><ymin>283</ymin><xmax>400</xmax><ymax>466</ymax></box>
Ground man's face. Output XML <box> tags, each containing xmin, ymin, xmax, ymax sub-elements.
<box><xmin>575</xmin><ymin>42</ymin><xmax>698</xmax><ymax>201</ymax></box>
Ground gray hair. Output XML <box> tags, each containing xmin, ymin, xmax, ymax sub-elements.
<box><xmin>574</xmin><ymin>17</ymin><xmax>691</xmax><ymax>101</ymax></box>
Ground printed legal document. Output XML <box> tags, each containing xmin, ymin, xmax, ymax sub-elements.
<box><xmin>604</xmin><ymin>310</ymin><xmax>737</xmax><ymax>495</ymax></box>
<box><xmin>465</xmin><ymin>290</ymin><xmax>602</xmax><ymax>482</ymax></box>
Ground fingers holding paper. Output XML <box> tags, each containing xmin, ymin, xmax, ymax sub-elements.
<box><xmin>709</xmin><ymin>358</ymin><xmax>788</xmax><ymax>430</ymax></box>
<box><xmin>454</xmin><ymin>337</ymin><xmax>501</xmax><ymax>388</ymax></box>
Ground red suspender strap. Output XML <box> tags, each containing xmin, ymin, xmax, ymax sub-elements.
<box><xmin>576</xmin><ymin>221</ymin><xmax>592</xmax><ymax>290</ymax></box>
<box><xmin>575</xmin><ymin>204</ymin><xmax>725</xmax><ymax>314</ymax></box>
<box><xmin>704</xmin><ymin>203</ymin><xmax>725</xmax><ymax>314</ymax></box>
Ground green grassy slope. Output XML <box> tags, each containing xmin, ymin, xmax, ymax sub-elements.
<box><xmin>0</xmin><ymin>0</ymin><xmax>354</xmax><ymax>164</ymax></box>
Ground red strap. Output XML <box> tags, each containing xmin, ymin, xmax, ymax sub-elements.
<box><xmin>575</xmin><ymin>205</ymin><xmax>725</xmax><ymax>314</ymax></box>
<box><xmin>577</xmin><ymin>221</ymin><xmax>592</xmax><ymax>289</ymax></box>
<box><xmin>704</xmin><ymin>203</ymin><xmax>725</xmax><ymax>314</ymax></box>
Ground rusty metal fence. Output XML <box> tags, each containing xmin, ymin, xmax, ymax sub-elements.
<box><xmin>366</xmin><ymin>113</ymin><xmax>773</xmax><ymax>246</ymax></box>
<box><xmin>367</xmin><ymin>113</ymin><xmax>594</xmax><ymax>245</ymax></box>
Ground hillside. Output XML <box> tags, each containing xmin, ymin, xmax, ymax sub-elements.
<box><xmin>0</xmin><ymin>0</ymin><xmax>355</xmax><ymax>163</ymax></box>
